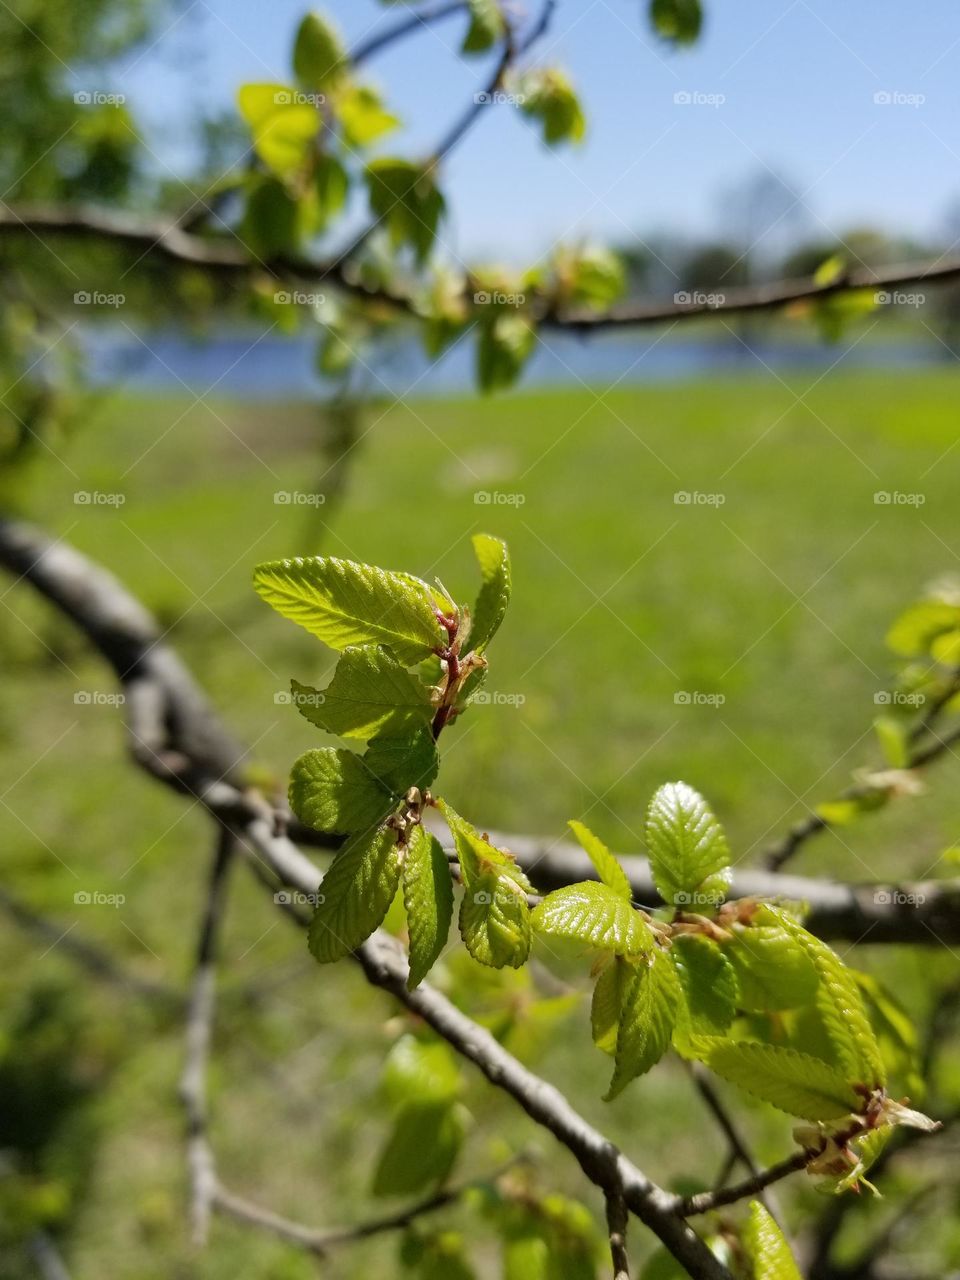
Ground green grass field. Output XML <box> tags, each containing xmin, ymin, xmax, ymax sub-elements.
<box><xmin>3</xmin><ymin>369</ymin><xmax>960</xmax><ymax>1276</ymax></box>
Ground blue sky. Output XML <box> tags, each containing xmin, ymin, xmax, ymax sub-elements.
<box><xmin>113</xmin><ymin>0</ymin><xmax>960</xmax><ymax>262</ymax></box>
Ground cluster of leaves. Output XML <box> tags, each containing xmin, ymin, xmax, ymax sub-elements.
<box><xmin>254</xmin><ymin>537</ymin><xmax>936</xmax><ymax>1244</ymax></box>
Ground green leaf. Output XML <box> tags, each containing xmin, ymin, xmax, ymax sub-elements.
<box><xmin>372</xmin><ymin>1101</ymin><xmax>465</xmax><ymax>1196</ymax></box>
<box><xmin>253</xmin><ymin>555</ymin><xmax>445</xmax><ymax>663</ymax></box>
<box><xmin>382</xmin><ymin>1034</ymin><xmax>461</xmax><ymax>1105</ymax></box>
<box><xmin>650</xmin><ymin>0</ymin><xmax>703</xmax><ymax>43</ymax></box>
<box><xmin>568</xmin><ymin>819</ymin><xmax>632</xmax><ymax>900</ymax></box>
<box><xmin>366</xmin><ymin>158</ymin><xmax>445</xmax><ymax>264</ymax></box>
<box><xmin>886</xmin><ymin>599</ymin><xmax>960</xmax><ymax>657</ymax></box>
<box><xmin>702</xmin><ymin>1041</ymin><xmax>859</xmax><ymax>1120</ymax></box>
<box><xmin>724</xmin><ymin>915</ymin><xmax>819</xmax><ymax>1011</ymax></box>
<box><xmin>556</xmin><ymin>244</ymin><xmax>625</xmax><ymax>311</ymax></box>
<box><xmin>606</xmin><ymin>949</ymin><xmax>681</xmax><ymax>1099</ymax></box>
<box><xmin>874</xmin><ymin>715</ymin><xmax>909</xmax><ymax>769</ymax></box>
<box><xmin>241</xmin><ymin>176</ymin><xmax>300</xmax><ymax>257</ymax></box>
<box><xmin>336</xmin><ymin>84</ymin><xmax>399</xmax><ymax>147</ymax></box>
<box><xmin>314</xmin><ymin>151</ymin><xmax>349</xmax><ymax>226</ymax></box>
<box><xmin>476</xmin><ymin>314</ymin><xmax>536</xmax><ymax>392</ymax></box>
<box><xmin>289</xmin><ymin>747</ymin><xmax>393</xmax><ymax>834</ymax></box>
<box><xmin>293</xmin><ymin>11</ymin><xmax>347</xmax><ymax>90</ymax></box>
<box><xmin>469</xmin><ymin>533</ymin><xmax>511</xmax><ymax>652</ymax></box>
<box><xmin>645</xmin><ymin>781</ymin><xmax>731</xmax><ymax>908</ymax></box>
<box><xmin>237</xmin><ymin>83</ymin><xmax>318</xmax><ymax>176</ymax></box>
<box><xmin>532</xmin><ymin>882</ymin><xmax>653</xmax><ymax>955</ymax></box>
<box><xmin>742</xmin><ymin>1201</ymin><xmax>802</xmax><ymax>1280</ymax></box>
<box><xmin>462</xmin><ymin>0</ymin><xmax>505</xmax><ymax>52</ymax></box>
<box><xmin>459</xmin><ymin>869</ymin><xmax>531</xmax><ymax>968</ymax></box>
<box><xmin>308</xmin><ymin>824</ymin><xmax>402</xmax><ymax>961</ymax></box>
<box><xmin>591</xmin><ymin>954</ymin><xmax>630</xmax><ymax>1055</ymax></box>
<box><xmin>517</xmin><ymin>68</ymin><xmax>586</xmax><ymax>145</ymax></box>
<box><xmin>363</xmin><ymin>727</ymin><xmax>439</xmax><ymax>794</ymax></box>
<box><xmin>438</xmin><ymin>801</ymin><xmax>533</xmax><ymax>891</ymax></box>
<box><xmin>766</xmin><ymin>908</ymin><xmax>885</xmax><ymax>1088</ymax></box>
<box><xmin>403</xmin><ymin>826</ymin><xmax>454</xmax><ymax>987</ymax></box>
<box><xmin>670</xmin><ymin>934</ymin><xmax>738</xmax><ymax>1053</ymax></box>
<box><xmin>291</xmin><ymin>645</ymin><xmax>434</xmax><ymax>739</ymax></box>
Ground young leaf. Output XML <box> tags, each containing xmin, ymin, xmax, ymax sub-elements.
<box><xmin>517</xmin><ymin>68</ymin><xmax>586</xmax><ymax>145</ymax></box>
<box><xmin>765</xmin><ymin>907</ymin><xmax>885</xmax><ymax>1089</ymax></box>
<box><xmin>469</xmin><ymin>533</ymin><xmax>511</xmax><ymax>653</ymax></box>
<box><xmin>336</xmin><ymin>84</ymin><xmax>399</xmax><ymax>147</ymax></box>
<box><xmin>702</xmin><ymin>1041</ymin><xmax>859</xmax><ymax>1120</ymax></box>
<box><xmin>645</xmin><ymin>781</ymin><xmax>731</xmax><ymax>909</ymax></box>
<box><xmin>292</xmin><ymin>645</ymin><xmax>434</xmax><ymax>740</ymax></box>
<box><xmin>723</xmin><ymin>914</ymin><xmax>819</xmax><ymax>1011</ymax></box>
<box><xmin>670</xmin><ymin>934</ymin><xmax>738</xmax><ymax>1053</ymax></box>
<box><xmin>289</xmin><ymin>747</ymin><xmax>393</xmax><ymax>834</ymax></box>
<box><xmin>650</xmin><ymin>0</ymin><xmax>703</xmax><ymax>44</ymax></box>
<box><xmin>438</xmin><ymin>801</ymin><xmax>533</xmax><ymax>892</ymax></box>
<box><xmin>874</xmin><ymin>715</ymin><xmax>910</xmax><ymax>769</ymax></box>
<box><xmin>532</xmin><ymin>882</ymin><xmax>653</xmax><ymax>955</ymax></box>
<box><xmin>382</xmin><ymin>1034</ymin><xmax>461</xmax><ymax>1106</ymax></box>
<box><xmin>253</xmin><ymin>555</ymin><xmax>445</xmax><ymax>663</ymax></box>
<box><xmin>241</xmin><ymin>176</ymin><xmax>300</xmax><ymax>256</ymax></box>
<box><xmin>606</xmin><ymin>949</ymin><xmax>681</xmax><ymax>1099</ymax></box>
<box><xmin>476</xmin><ymin>314</ymin><xmax>536</xmax><ymax>393</ymax></box>
<box><xmin>237</xmin><ymin>83</ymin><xmax>318</xmax><ymax>176</ymax></box>
<box><xmin>363</xmin><ymin>727</ymin><xmax>439</xmax><ymax>794</ymax></box>
<box><xmin>568</xmin><ymin>819</ymin><xmax>632</xmax><ymax>900</ymax></box>
<box><xmin>462</xmin><ymin>0</ymin><xmax>505</xmax><ymax>53</ymax></box>
<box><xmin>308</xmin><ymin>824</ymin><xmax>402</xmax><ymax>962</ymax></box>
<box><xmin>591</xmin><ymin>954</ymin><xmax>630</xmax><ymax>1055</ymax></box>
<box><xmin>314</xmin><ymin>152</ymin><xmax>349</xmax><ymax>226</ymax></box>
<box><xmin>293</xmin><ymin>11</ymin><xmax>347</xmax><ymax>90</ymax></box>
<box><xmin>742</xmin><ymin>1201</ymin><xmax>802</xmax><ymax>1280</ymax></box>
<box><xmin>372</xmin><ymin>1100</ymin><xmax>465</xmax><ymax>1196</ymax></box>
<box><xmin>459</xmin><ymin>869</ymin><xmax>531</xmax><ymax>968</ymax></box>
<box><xmin>365</xmin><ymin>158</ymin><xmax>445</xmax><ymax>263</ymax></box>
<box><xmin>403</xmin><ymin>826</ymin><xmax>454</xmax><ymax>988</ymax></box>
<box><xmin>886</xmin><ymin>598</ymin><xmax>960</xmax><ymax>657</ymax></box>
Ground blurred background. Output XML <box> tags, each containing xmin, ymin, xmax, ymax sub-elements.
<box><xmin>2</xmin><ymin>1</ymin><xmax>960</xmax><ymax>1276</ymax></box>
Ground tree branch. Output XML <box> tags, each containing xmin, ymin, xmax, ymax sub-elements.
<box><xmin>605</xmin><ymin>1190</ymin><xmax>631</xmax><ymax>1280</ymax></box>
<box><xmin>350</xmin><ymin>1</ymin><xmax>468</xmax><ymax>67</ymax></box>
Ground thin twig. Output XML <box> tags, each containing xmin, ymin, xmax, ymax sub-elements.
<box><xmin>606</xmin><ymin>1190</ymin><xmax>631</xmax><ymax>1280</ymax></box>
